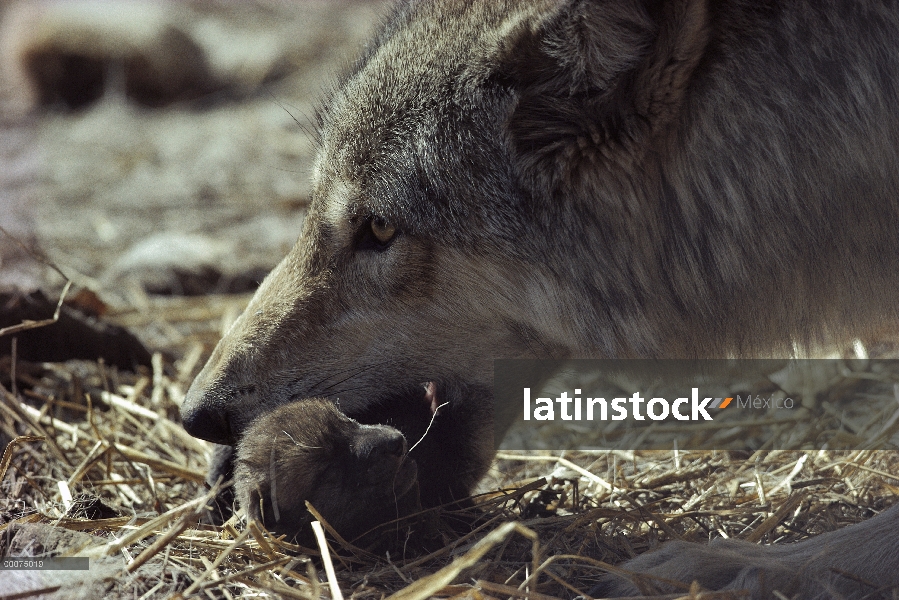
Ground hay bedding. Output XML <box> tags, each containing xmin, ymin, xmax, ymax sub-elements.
<box><xmin>1</xmin><ymin>297</ymin><xmax>898</xmax><ymax>600</ymax></box>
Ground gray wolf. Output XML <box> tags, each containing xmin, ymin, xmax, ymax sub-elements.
<box><xmin>234</xmin><ymin>398</ymin><xmax>420</xmax><ymax>547</ymax></box>
<box><xmin>182</xmin><ymin>0</ymin><xmax>899</xmax><ymax>596</ymax></box>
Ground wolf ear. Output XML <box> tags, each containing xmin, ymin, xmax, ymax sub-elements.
<box><xmin>495</xmin><ymin>0</ymin><xmax>709</xmax><ymax>193</ymax></box>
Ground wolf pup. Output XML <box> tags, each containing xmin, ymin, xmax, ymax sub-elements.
<box><xmin>234</xmin><ymin>398</ymin><xmax>420</xmax><ymax>546</ymax></box>
<box><xmin>183</xmin><ymin>0</ymin><xmax>899</xmax><ymax>596</ymax></box>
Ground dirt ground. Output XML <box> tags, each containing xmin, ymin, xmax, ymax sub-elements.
<box><xmin>0</xmin><ymin>0</ymin><xmax>387</xmax><ymax>354</ymax></box>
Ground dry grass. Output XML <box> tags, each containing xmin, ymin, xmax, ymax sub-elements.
<box><xmin>1</xmin><ymin>299</ymin><xmax>898</xmax><ymax>599</ymax></box>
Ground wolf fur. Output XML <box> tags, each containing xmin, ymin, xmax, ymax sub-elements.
<box><xmin>183</xmin><ymin>0</ymin><xmax>899</xmax><ymax>596</ymax></box>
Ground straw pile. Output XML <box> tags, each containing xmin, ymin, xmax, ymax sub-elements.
<box><xmin>1</xmin><ymin>294</ymin><xmax>898</xmax><ymax>600</ymax></box>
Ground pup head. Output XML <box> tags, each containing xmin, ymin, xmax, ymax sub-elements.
<box><xmin>234</xmin><ymin>398</ymin><xmax>419</xmax><ymax>545</ymax></box>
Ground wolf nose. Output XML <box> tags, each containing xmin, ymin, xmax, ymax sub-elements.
<box><xmin>180</xmin><ymin>394</ymin><xmax>233</xmax><ymax>445</ymax></box>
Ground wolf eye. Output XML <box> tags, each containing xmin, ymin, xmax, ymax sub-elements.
<box><xmin>371</xmin><ymin>217</ymin><xmax>396</xmax><ymax>244</ymax></box>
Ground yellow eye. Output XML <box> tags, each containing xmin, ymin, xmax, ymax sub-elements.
<box><xmin>371</xmin><ymin>218</ymin><xmax>396</xmax><ymax>244</ymax></box>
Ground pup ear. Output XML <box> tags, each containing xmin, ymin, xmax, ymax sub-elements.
<box><xmin>497</xmin><ymin>0</ymin><xmax>709</xmax><ymax>193</ymax></box>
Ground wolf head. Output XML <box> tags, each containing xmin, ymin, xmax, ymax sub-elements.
<box><xmin>179</xmin><ymin>0</ymin><xmax>718</xmax><ymax>504</ymax></box>
<box><xmin>183</xmin><ymin>0</ymin><xmax>899</xmax><ymax>505</ymax></box>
